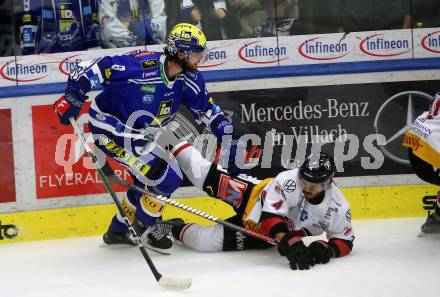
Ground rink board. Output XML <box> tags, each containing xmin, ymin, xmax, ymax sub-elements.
<box><xmin>0</xmin><ymin>184</ymin><xmax>438</xmax><ymax>244</ymax></box>
<box><xmin>1</xmin><ymin>28</ymin><xmax>440</xmax><ymax>245</ymax></box>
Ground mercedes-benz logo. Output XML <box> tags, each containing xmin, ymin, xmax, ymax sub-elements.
<box><xmin>374</xmin><ymin>90</ymin><xmax>432</xmax><ymax>165</ymax></box>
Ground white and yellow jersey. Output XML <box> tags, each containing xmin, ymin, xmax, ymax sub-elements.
<box><xmin>403</xmin><ymin>97</ymin><xmax>440</xmax><ymax>168</ymax></box>
<box><xmin>245</xmin><ymin>169</ymin><xmax>354</xmax><ymax>242</ymax></box>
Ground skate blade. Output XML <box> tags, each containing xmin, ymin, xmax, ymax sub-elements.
<box><xmin>100</xmin><ymin>242</ymin><xmax>171</xmax><ymax>255</ymax></box>
<box><xmin>139</xmin><ymin>241</ymin><xmax>171</xmax><ymax>256</ymax></box>
<box><xmin>417</xmin><ymin>231</ymin><xmax>440</xmax><ymax>238</ymax></box>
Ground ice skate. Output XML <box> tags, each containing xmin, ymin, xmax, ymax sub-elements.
<box><xmin>154</xmin><ymin>218</ymin><xmax>186</xmax><ymax>241</ymax></box>
<box><xmin>134</xmin><ymin>218</ymin><xmax>173</xmax><ymax>250</ymax></box>
<box><xmin>103</xmin><ymin>228</ymin><xmax>135</xmax><ymax>246</ymax></box>
<box><xmin>144</xmin><ymin>226</ymin><xmax>173</xmax><ymax>249</ymax></box>
<box><xmin>420</xmin><ymin>209</ymin><xmax>440</xmax><ymax>235</ymax></box>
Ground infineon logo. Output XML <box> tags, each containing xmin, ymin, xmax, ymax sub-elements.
<box><xmin>198</xmin><ymin>49</ymin><xmax>228</xmax><ymax>68</ymax></box>
<box><xmin>360</xmin><ymin>33</ymin><xmax>410</xmax><ymax>57</ymax></box>
<box><xmin>59</xmin><ymin>54</ymin><xmax>84</xmax><ymax>76</ymax></box>
<box><xmin>298</xmin><ymin>37</ymin><xmax>348</xmax><ymax>60</ymax></box>
<box><xmin>238</xmin><ymin>40</ymin><xmax>287</xmax><ymax>64</ymax></box>
<box><xmin>0</xmin><ymin>59</ymin><xmax>49</xmax><ymax>82</ymax></box>
<box><xmin>421</xmin><ymin>30</ymin><xmax>440</xmax><ymax>54</ymax></box>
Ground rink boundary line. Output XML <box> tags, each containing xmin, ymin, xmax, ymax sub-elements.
<box><xmin>0</xmin><ymin>184</ymin><xmax>438</xmax><ymax>244</ymax></box>
<box><xmin>1</xmin><ymin>58</ymin><xmax>440</xmax><ymax>99</ymax></box>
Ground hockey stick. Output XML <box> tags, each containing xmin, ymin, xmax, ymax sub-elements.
<box><xmin>69</xmin><ymin>118</ymin><xmax>191</xmax><ymax>290</ymax></box>
<box><xmin>100</xmin><ymin>163</ymin><xmax>278</xmax><ymax>246</ymax></box>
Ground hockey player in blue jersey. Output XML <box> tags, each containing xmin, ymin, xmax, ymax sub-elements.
<box><xmin>53</xmin><ymin>23</ymin><xmax>239</xmax><ymax>249</ymax></box>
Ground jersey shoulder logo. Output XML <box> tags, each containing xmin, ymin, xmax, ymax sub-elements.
<box><xmin>283</xmin><ymin>179</ymin><xmax>296</xmax><ymax>193</ymax></box>
<box><xmin>141</xmin><ymin>59</ymin><xmax>158</xmax><ymax>69</ymax></box>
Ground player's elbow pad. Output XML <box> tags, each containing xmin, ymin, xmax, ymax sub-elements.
<box><xmin>259</xmin><ymin>212</ymin><xmax>288</xmax><ymax>238</ymax></box>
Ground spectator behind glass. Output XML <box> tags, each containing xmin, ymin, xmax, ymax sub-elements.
<box><xmin>331</xmin><ymin>0</ymin><xmax>412</xmax><ymax>33</ymax></box>
<box><xmin>253</xmin><ymin>0</ymin><xmax>304</xmax><ymax>37</ymax></box>
<box><xmin>298</xmin><ymin>0</ymin><xmax>335</xmax><ymax>34</ymax></box>
<box><xmin>99</xmin><ymin>0</ymin><xmax>168</xmax><ymax>48</ymax></box>
<box><xmin>413</xmin><ymin>0</ymin><xmax>440</xmax><ymax>28</ymax></box>
<box><xmin>229</xmin><ymin>0</ymin><xmax>266</xmax><ymax>37</ymax></box>
<box><xmin>0</xmin><ymin>0</ymin><xmax>14</xmax><ymax>57</ymax></box>
<box><xmin>14</xmin><ymin>0</ymin><xmax>100</xmax><ymax>55</ymax></box>
<box><xmin>167</xmin><ymin>0</ymin><xmax>241</xmax><ymax>40</ymax></box>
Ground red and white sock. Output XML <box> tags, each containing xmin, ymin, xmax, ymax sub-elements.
<box><xmin>171</xmin><ymin>142</ymin><xmax>212</xmax><ymax>188</ymax></box>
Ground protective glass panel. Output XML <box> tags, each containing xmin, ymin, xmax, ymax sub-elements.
<box><xmin>0</xmin><ymin>0</ymin><xmax>14</xmax><ymax>57</ymax></box>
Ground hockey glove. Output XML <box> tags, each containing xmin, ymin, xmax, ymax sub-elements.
<box><xmin>278</xmin><ymin>232</ymin><xmax>315</xmax><ymax>270</ymax></box>
<box><xmin>308</xmin><ymin>240</ymin><xmax>333</xmax><ymax>264</ymax></box>
<box><xmin>210</xmin><ymin>112</ymin><xmax>233</xmax><ymax>140</ymax></box>
<box><xmin>53</xmin><ymin>87</ymin><xmax>87</xmax><ymax>125</ymax></box>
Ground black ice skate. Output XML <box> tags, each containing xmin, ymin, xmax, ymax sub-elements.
<box><xmin>145</xmin><ymin>225</ymin><xmax>173</xmax><ymax>249</ymax></box>
<box><xmin>421</xmin><ymin>209</ymin><xmax>440</xmax><ymax>234</ymax></box>
<box><xmin>103</xmin><ymin>228</ymin><xmax>135</xmax><ymax>246</ymax></box>
<box><xmin>102</xmin><ymin>223</ymin><xmax>171</xmax><ymax>255</ymax></box>
<box><xmin>155</xmin><ymin>218</ymin><xmax>186</xmax><ymax>241</ymax></box>
<box><xmin>134</xmin><ymin>218</ymin><xmax>173</xmax><ymax>249</ymax></box>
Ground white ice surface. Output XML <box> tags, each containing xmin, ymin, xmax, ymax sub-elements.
<box><xmin>0</xmin><ymin>217</ymin><xmax>439</xmax><ymax>297</ymax></box>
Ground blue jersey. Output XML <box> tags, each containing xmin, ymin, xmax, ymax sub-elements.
<box><xmin>15</xmin><ymin>0</ymin><xmax>99</xmax><ymax>54</ymax></box>
<box><xmin>67</xmin><ymin>50</ymin><xmax>225</xmax><ymax>135</ymax></box>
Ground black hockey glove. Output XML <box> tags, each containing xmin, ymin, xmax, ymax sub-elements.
<box><xmin>278</xmin><ymin>232</ymin><xmax>315</xmax><ymax>270</ymax></box>
<box><xmin>308</xmin><ymin>240</ymin><xmax>333</xmax><ymax>264</ymax></box>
